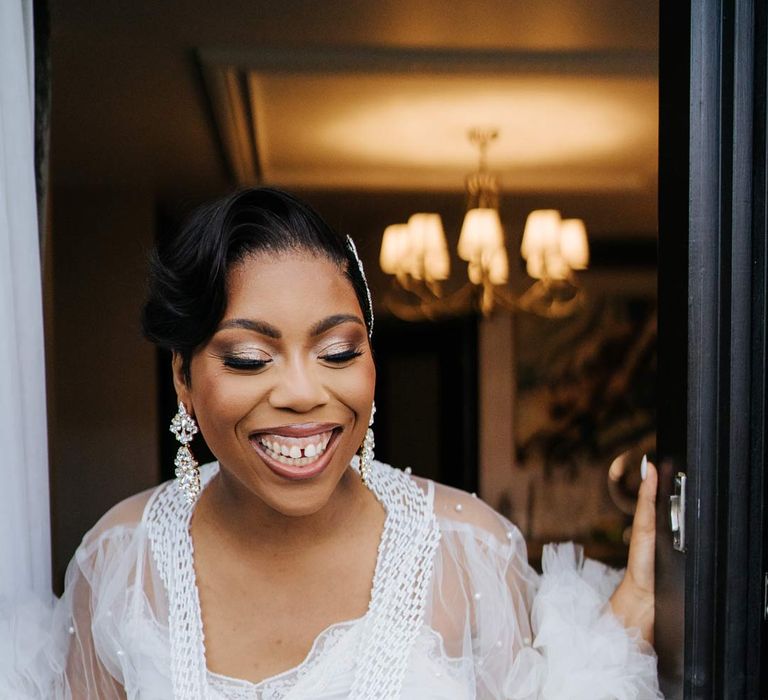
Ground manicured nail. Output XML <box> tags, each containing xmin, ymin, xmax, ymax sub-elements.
<box><xmin>641</xmin><ymin>454</ymin><xmax>648</xmax><ymax>481</ymax></box>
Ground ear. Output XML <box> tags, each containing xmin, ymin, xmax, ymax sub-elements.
<box><xmin>171</xmin><ymin>352</ymin><xmax>193</xmax><ymax>414</ymax></box>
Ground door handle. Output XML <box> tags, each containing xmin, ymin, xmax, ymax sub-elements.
<box><xmin>669</xmin><ymin>472</ymin><xmax>687</xmax><ymax>552</ymax></box>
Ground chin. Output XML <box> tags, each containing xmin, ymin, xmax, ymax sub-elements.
<box><xmin>261</xmin><ymin>474</ymin><xmax>350</xmax><ymax>518</ymax></box>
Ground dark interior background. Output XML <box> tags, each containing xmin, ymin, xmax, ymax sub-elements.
<box><xmin>45</xmin><ymin>0</ymin><xmax>659</xmax><ymax>589</ymax></box>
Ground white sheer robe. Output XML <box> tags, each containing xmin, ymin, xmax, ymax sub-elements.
<box><xmin>1</xmin><ymin>461</ymin><xmax>661</xmax><ymax>699</ymax></box>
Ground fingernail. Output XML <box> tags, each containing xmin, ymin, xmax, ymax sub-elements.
<box><xmin>641</xmin><ymin>454</ymin><xmax>648</xmax><ymax>481</ymax></box>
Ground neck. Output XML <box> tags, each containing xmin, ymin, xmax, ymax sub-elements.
<box><xmin>194</xmin><ymin>465</ymin><xmax>376</xmax><ymax>556</ymax></box>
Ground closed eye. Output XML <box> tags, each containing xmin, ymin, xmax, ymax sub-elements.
<box><xmin>222</xmin><ymin>356</ymin><xmax>272</xmax><ymax>371</ymax></box>
<box><xmin>319</xmin><ymin>349</ymin><xmax>364</xmax><ymax>364</ymax></box>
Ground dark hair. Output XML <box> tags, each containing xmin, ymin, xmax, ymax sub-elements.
<box><xmin>142</xmin><ymin>187</ymin><xmax>372</xmax><ymax>383</ymax></box>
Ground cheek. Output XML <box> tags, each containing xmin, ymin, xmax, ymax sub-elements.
<box><xmin>329</xmin><ymin>357</ymin><xmax>376</xmax><ymax>408</ymax></box>
<box><xmin>190</xmin><ymin>373</ymin><xmax>263</xmax><ymax>437</ymax></box>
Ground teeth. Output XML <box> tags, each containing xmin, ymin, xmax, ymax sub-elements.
<box><xmin>256</xmin><ymin>430</ymin><xmax>334</xmax><ymax>466</ymax></box>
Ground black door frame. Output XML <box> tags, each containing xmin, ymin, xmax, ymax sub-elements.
<box><xmin>658</xmin><ymin>0</ymin><xmax>767</xmax><ymax>697</ymax></box>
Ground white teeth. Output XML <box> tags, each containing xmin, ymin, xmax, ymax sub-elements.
<box><xmin>256</xmin><ymin>430</ymin><xmax>336</xmax><ymax>467</ymax></box>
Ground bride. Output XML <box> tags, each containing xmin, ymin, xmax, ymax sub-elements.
<box><xmin>4</xmin><ymin>187</ymin><xmax>661</xmax><ymax>698</ymax></box>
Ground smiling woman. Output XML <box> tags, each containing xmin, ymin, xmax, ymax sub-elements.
<box><xmin>176</xmin><ymin>251</ymin><xmax>375</xmax><ymax>517</ymax></box>
<box><xmin>1</xmin><ymin>188</ymin><xmax>661</xmax><ymax>698</ymax></box>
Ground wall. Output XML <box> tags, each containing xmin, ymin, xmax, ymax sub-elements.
<box><xmin>49</xmin><ymin>189</ymin><xmax>159</xmax><ymax>588</ymax></box>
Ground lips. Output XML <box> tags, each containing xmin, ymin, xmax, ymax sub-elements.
<box><xmin>248</xmin><ymin>423</ymin><xmax>342</xmax><ymax>481</ymax></box>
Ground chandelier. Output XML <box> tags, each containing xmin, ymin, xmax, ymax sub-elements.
<box><xmin>379</xmin><ymin>129</ymin><xmax>590</xmax><ymax>319</ymax></box>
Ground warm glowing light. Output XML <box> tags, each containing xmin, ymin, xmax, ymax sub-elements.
<box><xmin>424</xmin><ymin>247</ymin><xmax>450</xmax><ymax>281</ymax></box>
<box><xmin>408</xmin><ymin>213</ymin><xmax>450</xmax><ymax>281</ymax></box>
<box><xmin>526</xmin><ymin>253</ymin><xmax>544</xmax><ymax>280</ymax></box>
<box><xmin>485</xmin><ymin>246</ymin><xmax>509</xmax><ymax>285</ymax></box>
<box><xmin>559</xmin><ymin>218</ymin><xmax>590</xmax><ymax>270</ymax></box>
<box><xmin>379</xmin><ymin>223</ymin><xmax>411</xmax><ymax>274</ymax></box>
<box><xmin>521</xmin><ymin>211</ymin><xmax>589</xmax><ymax>280</ymax></box>
<box><xmin>545</xmin><ymin>250</ymin><xmax>570</xmax><ymax>281</ymax></box>
<box><xmin>458</xmin><ymin>208</ymin><xmax>504</xmax><ymax>261</ymax></box>
<box><xmin>520</xmin><ymin>209</ymin><xmax>561</xmax><ymax>260</ymax></box>
<box><xmin>380</xmin><ymin>215</ymin><xmax>449</xmax><ymax>283</ymax></box>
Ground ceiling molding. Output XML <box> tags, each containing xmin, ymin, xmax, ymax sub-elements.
<box><xmin>197</xmin><ymin>46</ymin><xmax>658</xmax><ymax>191</ymax></box>
<box><xmin>200</xmin><ymin>64</ymin><xmax>262</xmax><ymax>185</ymax></box>
<box><xmin>199</xmin><ymin>45</ymin><xmax>658</xmax><ymax>77</ymax></box>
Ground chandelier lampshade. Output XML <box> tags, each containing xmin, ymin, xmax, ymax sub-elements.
<box><xmin>457</xmin><ymin>208</ymin><xmax>504</xmax><ymax>262</ymax></box>
<box><xmin>407</xmin><ymin>213</ymin><xmax>450</xmax><ymax>281</ymax></box>
<box><xmin>379</xmin><ymin>223</ymin><xmax>411</xmax><ymax>275</ymax></box>
<box><xmin>559</xmin><ymin>218</ymin><xmax>590</xmax><ymax>270</ymax></box>
<box><xmin>520</xmin><ymin>209</ymin><xmax>561</xmax><ymax>260</ymax></box>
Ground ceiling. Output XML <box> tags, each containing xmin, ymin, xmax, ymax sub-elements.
<box><xmin>50</xmin><ymin>0</ymin><xmax>659</xmax><ymax>236</ymax></box>
<box><xmin>201</xmin><ymin>47</ymin><xmax>657</xmax><ymax>193</ymax></box>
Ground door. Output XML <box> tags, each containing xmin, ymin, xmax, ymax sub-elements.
<box><xmin>656</xmin><ymin>1</ymin><xmax>768</xmax><ymax>697</ymax></box>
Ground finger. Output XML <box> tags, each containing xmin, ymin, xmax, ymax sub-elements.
<box><xmin>626</xmin><ymin>459</ymin><xmax>657</xmax><ymax>592</ymax></box>
<box><xmin>633</xmin><ymin>459</ymin><xmax>658</xmax><ymax>535</ymax></box>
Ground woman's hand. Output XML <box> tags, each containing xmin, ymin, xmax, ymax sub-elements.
<box><xmin>609</xmin><ymin>457</ymin><xmax>658</xmax><ymax>644</ymax></box>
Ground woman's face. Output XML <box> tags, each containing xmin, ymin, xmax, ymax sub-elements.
<box><xmin>173</xmin><ymin>250</ymin><xmax>375</xmax><ymax>517</ymax></box>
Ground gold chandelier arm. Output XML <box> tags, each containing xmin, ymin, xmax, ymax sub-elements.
<box><xmin>516</xmin><ymin>279</ymin><xmax>586</xmax><ymax>318</ymax></box>
<box><xmin>383</xmin><ymin>283</ymin><xmax>478</xmax><ymax>321</ymax></box>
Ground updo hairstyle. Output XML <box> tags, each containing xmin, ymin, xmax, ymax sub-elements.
<box><xmin>141</xmin><ymin>187</ymin><xmax>372</xmax><ymax>383</ymax></box>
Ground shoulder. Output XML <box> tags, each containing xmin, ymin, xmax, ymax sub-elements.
<box><xmin>68</xmin><ymin>481</ymin><xmax>171</xmax><ymax>588</ymax></box>
<box><xmin>83</xmin><ymin>481</ymin><xmax>167</xmax><ymax>545</ymax></box>
<box><xmin>429</xmin><ymin>479</ymin><xmax>522</xmax><ymax>547</ymax></box>
<box><xmin>375</xmin><ymin>462</ymin><xmax>523</xmax><ymax>551</ymax></box>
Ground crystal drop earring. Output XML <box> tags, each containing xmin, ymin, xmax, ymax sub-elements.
<box><xmin>359</xmin><ymin>402</ymin><xmax>376</xmax><ymax>487</ymax></box>
<box><xmin>170</xmin><ymin>401</ymin><xmax>200</xmax><ymax>504</ymax></box>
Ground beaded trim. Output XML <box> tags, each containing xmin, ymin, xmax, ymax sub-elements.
<box><xmin>345</xmin><ymin>235</ymin><xmax>374</xmax><ymax>338</ymax></box>
<box><xmin>146</xmin><ymin>461</ymin><xmax>440</xmax><ymax>699</ymax></box>
<box><xmin>145</xmin><ymin>468</ymin><xmax>212</xmax><ymax>698</ymax></box>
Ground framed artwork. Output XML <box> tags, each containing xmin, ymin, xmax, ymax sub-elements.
<box><xmin>511</xmin><ymin>295</ymin><xmax>657</xmax><ymax>565</ymax></box>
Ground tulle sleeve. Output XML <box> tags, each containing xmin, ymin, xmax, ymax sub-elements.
<box><xmin>422</xmin><ymin>480</ymin><xmax>662</xmax><ymax>700</ymax></box>
<box><xmin>0</xmin><ymin>486</ymin><xmax>172</xmax><ymax>699</ymax></box>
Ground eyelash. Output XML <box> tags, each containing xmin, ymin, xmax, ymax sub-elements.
<box><xmin>220</xmin><ymin>349</ymin><xmax>363</xmax><ymax>370</ymax></box>
<box><xmin>319</xmin><ymin>349</ymin><xmax>364</xmax><ymax>364</ymax></box>
<box><xmin>222</xmin><ymin>356</ymin><xmax>271</xmax><ymax>371</ymax></box>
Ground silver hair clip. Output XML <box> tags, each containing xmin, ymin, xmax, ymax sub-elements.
<box><xmin>346</xmin><ymin>235</ymin><xmax>374</xmax><ymax>337</ymax></box>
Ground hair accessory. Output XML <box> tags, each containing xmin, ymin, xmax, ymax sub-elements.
<box><xmin>170</xmin><ymin>401</ymin><xmax>200</xmax><ymax>504</ymax></box>
<box><xmin>359</xmin><ymin>402</ymin><xmax>376</xmax><ymax>487</ymax></box>
<box><xmin>345</xmin><ymin>235</ymin><xmax>374</xmax><ymax>337</ymax></box>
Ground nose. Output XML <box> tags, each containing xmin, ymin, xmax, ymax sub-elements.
<box><xmin>268</xmin><ymin>357</ymin><xmax>330</xmax><ymax>413</ymax></box>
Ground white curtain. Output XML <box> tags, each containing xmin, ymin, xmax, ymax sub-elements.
<box><xmin>0</xmin><ymin>0</ymin><xmax>51</xmax><ymax>601</ymax></box>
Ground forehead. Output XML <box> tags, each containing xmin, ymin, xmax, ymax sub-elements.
<box><xmin>224</xmin><ymin>251</ymin><xmax>361</xmax><ymax>324</ymax></box>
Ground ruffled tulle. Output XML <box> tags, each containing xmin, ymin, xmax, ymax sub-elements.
<box><xmin>531</xmin><ymin>543</ymin><xmax>661</xmax><ymax>699</ymax></box>
<box><xmin>428</xmin><ymin>482</ymin><xmax>661</xmax><ymax>700</ymax></box>
<box><xmin>0</xmin><ymin>464</ymin><xmax>662</xmax><ymax>698</ymax></box>
<box><xmin>0</xmin><ymin>593</ymin><xmax>64</xmax><ymax>698</ymax></box>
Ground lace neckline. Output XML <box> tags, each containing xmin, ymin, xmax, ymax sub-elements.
<box><xmin>206</xmin><ymin>616</ymin><xmax>361</xmax><ymax>698</ymax></box>
<box><xmin>146</xmin><ymin>459</ymin><xmax>441</xmax><ymax>700</ymax></box>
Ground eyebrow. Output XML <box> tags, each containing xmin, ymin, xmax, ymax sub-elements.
<box><xmin>217</xmin><ymin>319</ymin><xmax>281</xmax><ymax>338</ymax></box>
<box><xmin>216</xmin><ymin>314</ymin><xmax>365</xmax><ymax>339</ymax></box>
<box><xmin>309</xmin><ymin>314</ymin><xmax>366</xmax><ymax>336</ymax></box>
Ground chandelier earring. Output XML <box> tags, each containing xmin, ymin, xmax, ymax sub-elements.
<box><xmin>358</xmin><ymin>402</ymin><xmax>376</xmax><ymax>487</ymax></box>
<box><xmin>170</xmin><ymin>401</ymin><xmax>200</xmax><ymax>504</ymax></box>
